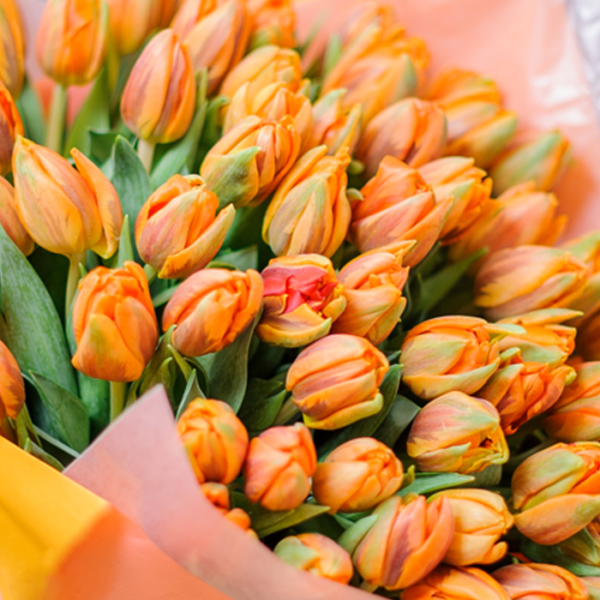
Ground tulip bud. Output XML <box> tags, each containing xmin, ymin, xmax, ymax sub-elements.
<box><xmin>490</xmin><ymin>130</ymin><xmax>572</xmax><ymax>196</ymax></box>
<box><xmin>36</xmin><ymin>0</ymin><xmax>108</xmax><ymax>86</ymax></box>
<box><xmin>200</xmin><ymin>482</ymin><xmax>256</xmax><ymax>537</ymax></box>
<box><xmin>105</xmin><ymin>0</ymin><xmax>163</xmax><ymax>56</ymax></box>
<box><xmin>13</xmin><ymin>138</ymin><xmax>123</xmax><ymax>258</ymax></box>
<box><xmin>312</xmin><ymin>437</ymin><xmax>403</xmax><ymax>514</ymax></box>
<box><xmin>201</xmin><ymin>115</ymin><xmax>300</xmax><ymax>208</ymax></box>
<box><xmin>244</xmin><ymin>422</ymin><xmax>316</xmax><ymax>511</ymax></box>
<box><xmin>449</xmin><ymin>182</ymin><xmax>566</xmax><ymax>264</ymax></box>
<box><xmin>178</xmin><ymin>398</ymin><xmax>249</xmax><ymax>484</ymax></box>
<box><xmin>135</xmin><ymin>175</ymin><xmax>235</xmax><ymax>279</ymax></box>
<box><xmin>584</xmin><ymin>577</ymin><xmax>600</xmax><ymax>600</ymax></box>
<box><xmin>71</xmin><ymin>262</ymin><xmax>158</xmax><ymax>382</ymax></box>
<box><xmin>246</xmin><ymin>0</ymin><xmax>295</xmax><ymax>49</ymax></box>
<box><xmin>0</xmin><ymin>340</ymin><xmax>25</xmax><ymax>421</ymax></box>
<box><xmin>339</xmin><ymin>1</ymin><xmax>395</xmax><ymax>50</ymax></box>
<box><xmin>121</xmin><ymin>29</ymin><xmax>196</xmax><ymax>144</ymax></box>
<box><xmin>0</xmin><ymin>0</ymin><xmax>24</xmax><ymax>98</ymax></box>
<box><xmin>544</xmin><ymin>362</ymin><xmax>600</xmax><ymax>442</ymax></box>
<box><xmin>512</xmin><ymin>442</ymin><xmax>600</xmax><ymax>544</ymax></box>
<box><xmin>562</xmin><ymin>231</ymin><xmax>600</xmax><ymax>271</ymax></box>
<box><xmin>331</xmin><ymin>242</ymin><xmax>411</xmax><ymax>345</ymax></box>
<box><xmin>172</xmin><ymin>0</ymin><xmax>249</xmax><ymax>94</ymax></box>
<box><xmin>303</xmin><ymin>89</ymin><xmax>362</xmax><ymax>156</ymax></box>
<box><xmin>349</xmin><ymin>156</ymin><xmax>453</xmax><ymax>267</ymax></box>
<box><xmin>286</xmin><ymin>334</ymin><xmax>389</xmax><ymax>430</ymax></box>
<box><xmin>341</xmin><ymin>495</ymin><xmax>454</xmax><ymax>590</ymax></box>
<box><xmin>262</xmin><ymin>145</ymin><xmax>352</xmax><ymax>258</ymax></box>
<box><xmin>0</xmin><ymin>176</ymin><xmax>33</xmax><ymax>255</ymax></box>
<box><xmin>578</xmin><ymin>315</ymin><xmax>600</xmax><ymax>362</ymax></box>
<box><xmin>559</xmin><ymin>518</ymin><xmax>600</xmax><ymax>567</ymax></box>
<box><xmin>356</xmin><ymin>98</ymin><xmax>447</xmax><ymax>179</ymax></box>
<box><xmin>474</xmin><ymin>246</ymin><xmax>587</xmax><ymax>321</ymax></box>
<box><xmin>493</xmin><ymin>563</ymin><xmax>589</xmax><ymax>600</ymax></box>
<box><xmin>256</xmin><ymin>254</ymin><xmax>346</xmax><ymax>348</ymax></box>
<box><xmin>402</xmin><ymin>565</ymin><xmax>511</xmax><ymax>600</ymax></box>
<box><xmin>162</xmin><ymin>268</ymin><xmax>264</xmax><ymax>357</ymax></box>
<box><xmin>220</xmin><ymin>45</ymin><xmax>304</xmax><ymax>101</ymax></box>
<box><xmin>274</xmin><ymin>533</ymin><xmax>353</xmax><ymax>584</ymax></box>
<box><xmin>407</xmin><ymin>391</ymin><xmax>509</xmax><ymax>474</ymax></box>
<box><xmin>0</xmin><ymin>81</ymin><xmax>22</xmax><ymax>175</ymax></box>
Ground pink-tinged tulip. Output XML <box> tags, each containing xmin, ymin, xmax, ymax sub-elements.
<box><xmin>312</xmin><ymin>437</ymin><xmax>403</xmax><ymax>514</ymax></box>
<box><xmin>493</xmin><ymin>563</ymin><xmax>589</xmax><ymax>600</ymax></box>
<box><xmin>171</xmin><ymin>0</ymin><xmax>249</xmax><ymax>94</ymax></box>
<box><xmin>220</xmin><ymin>45</ymin><xmax>304</xmax><ymax>100</ymax></box>
<box><xmin>224</xmin><ymin>82</ymin><xmax>312</xmax><ymax>145</ymax></box>
<box><xmin>135</xmin><ymin>175</ymin><xmax>235</xmax><ymax>279</ymax></box>
<box><xmin>13</xmin><ymin>138</ymin><xmax>123</xmax><ymax>258</ymax></box>
<box><xmin>0</xmin><ymin>0</ymin><xmax>24</xmax><ymax>98</ymax></box>
<box><xmin>418</xmin><ymin>156</ymin><xmax>492</xmax><ymax>243</ymax></box>
<box><xmin>339</xmin><ymin>1</ymin><xmax>395</xmax><ymax>50</ymax></box>
<box><xmin>559</xmin><ymin>519</ymin><xmax>600</xmax><ymax>567</ymax></box>
<box><xmin>178</xmin><ymin>398</ymin><xmax>249</xmax><ymax>484</ymax></box>
<box><xmin>274</xmin><ymin>533</ymin><xmax>353</xmax><ymax>584</ymax></box>
<box><xmin>584</xmin><ymin>578</ymin><xmax>600</xmax><ymax>600</ymax></box>
<box><xmin>201</xmin><ymin>114</ymin><xmax>300</xmax><ymax>208</ymax></box>
<box><xmin>200</xmin><ymin>482</ymin><xmax>256</xmax><ymax>537</ymax></box>
<box><xmin>429</xmin><ymin>489</ymin><xmax>513</xmax><ymax>566</ymax></box>
<box><xmin>490</xmin><ymin>130</ymin><xmax>572</xmax><ymax>196</ymax></box>
<box><xmin>402</xmin><ymin>566</ymin><xmax>511</xmax><ymax>600</ymax></box>
<box><xmin>246</xmin><ymin>0</ymin><xmax>295</xmax><ymax>49</ymax></box>
<box><xmin>0</xmin><ymin>340</ymin><xmax>25</xmax><ymax>420</ymax></box>
<box><xmin>544</xmin><ymin>362</ymin><xmax>600</xmax><ymax>442</ymax></box>
<box><xmin>449</xmin><ymin>182</ymin><xmax>566</xmax><ymax>264</ymax></box>
<box><xmin>303</xmin><ymin>89</ymin><xmax>362</xmax><ymax>156</ymax></box>
<box><xmin>401</xmin><ymin>316</ymin><xmax>515</xmax><ymax>400</ymax></box>
<box><xmin>0</xmin><ymin>176</ymin><xmax>33</xmax><ymax>255</ymax></box>
<box><xmin>356</xmin><ymin>98</ymin><xmax>447</xmax><ymax>179</ymax></box>
<box><xmin>512</xmin><ymin>442</ymin><xmax>600</xmax><ymax>544</ymax></box>
<box><xmin>331</xmin><ymin>242</ymin><xmax>411</xmax><ymax>345</ymax></box>
<box><xmin>407</xmin><ymin>391</ymin><xmax>509</xmax><ymax>474</ymax></box>
<box><xmin>474</xmin><ymin>246</ymin><xmax>588</xmax><ymax>321</ymax></box>
<box><xmin>106</xmin><ymin>0</ymin><xmax>162</xmax><ymax>56</ymax></box>
<box><xmin>262</xmin><ymin>145</ymin><xmax>351</xmax><ymax>258</ymax></box>
<box><xmin>244</xmin><ymin>422</ymin><xmax>316</xmax><ymax>511</ymax></box>
<box><xmin>162</xmin><ymin>268</ymin><xmax>263</xmax><ymax>357</ymax></box>
<box><xmin>562</xmin><ymin>231</ymin><xmax>600</xmax><ymax>272</ymax></box>
<box><xmin>121</xmin><ymin>29</ymin><xmax>196</xmax><ymax>144</ymax></box>
<box><xmin>256</xmin><ymin>254</ymin><xmax>346</xmax><ymax>348</ymax></box>
<box><xmin>36</xmin><ymin>0</ymin><xmax>108</xmax><ymax>86</ymax></box>
<box><xmin>286</xmin><ymin>334</ymin><xmax>389</xmax><ymax>430</ymax></box>
<box><xmin>71</xmin><ymin>262</ymin><xmax>158</xmax><ymax>382</ymax></box>
<box><xmin>0</xmin><ymin>80</ymin><xmax>22</xmax><ymax>175</ymax></box>
<box><xmin>348</xmin><ymin>156</ymin><xmax>453</xmax><ymax>267</ymax></box>
<box><xmin>341</xmin><ymin>495</ymin><xmax>454</xmax><ymax>590</ymax></box>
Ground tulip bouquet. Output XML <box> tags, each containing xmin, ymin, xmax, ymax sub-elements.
<box><xmin>2</xmin><ymin>0</ymin><xmax>600</xmax><ymax>599</ymax></box>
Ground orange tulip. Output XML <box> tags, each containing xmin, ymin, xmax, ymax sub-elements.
<box><xmin>201</xmin><ymin>115</ymin><xmax>300</xmax><ymax>208</ymax></box>
<box><xmin>342</xmin><ymin>495</ymin><xmax>454</xmax><ymax>590</ymax></box>
<box><xmin>256</xmin><ymin>254</ymin><xmax>346</xmax><ymax>348</ymax></box>
<box><xmin>0</xmin><ymin>0</ymin><xmax>24</xmax><ymax>98</ymax></box>
<box><xmin>401</xmin><ymin>565</ymin><xmax>511</xmax><ymax>600</ymax></box>
<box><xmin>0</xmin><ymin>80</ymin><xmax>23</xmax><ymax>175</ymax></box>
<box><xmin>474</xmin><ymin>246</ymin><xmax>587</xmax><ymax>321</ymax></box>
<box><xmin>13</xmin><ymin>138</ymin><xmax>123</xmax><ymax>258</ymax></box>
<box><xmin>338</xmin><ymin>1</ymin><xmax>395</xmax><ymax>50</ymax></box>
<box><xmin>274</xmin><ymin>533</ymin><xmax>353</xmax><ymax>584</ymax></box>
<box><xmin>162</xmin><ymin>268</ymin><xmax>264</xmax><ymax>357</ymax></box>
<box><xmin>246</xmin><ymin>0</ymin><xmax>295</xmax><ymax>49</ymax></box>
<box><xmin>121</xmin><ymin>29</ymin><xmax>196</xmax><ymax>144</ymax></box>
<box><xmin>348</xmin><ymin>156</ymin><xmax>453</xmax><ymax>267</ymax></box>
<box><xmin>171</xmin><ymin>0</ymin><xmax>249</xmax><ymax>94</ymax></box>
<box><xmin>493</xmin><ymin>563</ymin><xmax>588</xmax><ymax>600</ymax></box>
<box><xmin>135</xmin><ymin>174</ymin><xmax>235</xmax><ymax>279</ymax></box>
<box><xmin>286</xmin><ymin>334</ymin><xmax>389</xmax><ymax>430</ymax></box>
<box><xmin>106</xmin><ymin>0</ymin><xmax>163</xmax><ymax>56</ymax></box>
<box><xmin>331</xmin><ymin>242</ymin><xmax>411</xmax><ymax>345</ymax></box>
<box><xmin>312</xmin><ymin>437</ymin><xmax>403</xmax><ymax>514</ymax></box>
<box><xmin>407</xmin><ymin>391</ymin><xmax>509</xmax><ymax>474</ymax></box>
<box><xmin>0</xmin><ymin>340</ymin><xmax>25</xmax><ymax>421</ymax></box>
<box><xmin>428</xmin><ymin>489</ymin><xmax>513</xmax><ymax>566</ymax></box>
<box><xmin>512</xmin><ymin>442</ymin><xmax>600</xmax><ymax>544</ymax></box>
<box><xmin>0</xmin><ymin>176</ymin><xmax>33</xmax><ymax>255</ymax></box>
<box><xmin>356</xmin><ymin>98</ymin><xmax>447</xmax><ymax>179</ymax></box>
<box><xmin>71</xmin><ymin>262</ymin><xmax>158</xmax><ymax>382</ymax></box>
<box><xmin>584</xmin><ymin>577</ymin><xmax>600</xmax><ymax>599</ymax></box>
<box><xmin>244</xmin><ymin>422</ymin><xmax>316</xmax><ymax>511</ymax></box>
<box><xmin>262</xmin><ymin>145</ymin><xmax>351</xmax><ymax>258</ymax></box>
<box><xmin>200</xmin><ymin>482</ymin><xmax>256</xmax><ymax>537</ymax></box>
<box><xmin>178</xmin><ymin>398</ymin><xmax>249</xmax><ymax>484</ymax></box>
<box><xmin>558</xmin><ymin>518</ymin><xmax>600</xmax><ymax>567</ymax></box>
<box><xmin>36</xmin><ymin>0</ymin><xmax>108</xmax><ymax>86</ymax></box>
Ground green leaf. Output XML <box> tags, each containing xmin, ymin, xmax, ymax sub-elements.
<box><xmin>521</xmin><ymin>538</ymin><xmax>600</xmax><ymax>577</ymax></box>
<box><xmin>212</xmin><ymin>245</ymin><xmax>259</xmax><ymax>271</ymax></box>
<box><xmin>16</xmin><ymin>78</ymin><xmax>46</xmax><ymax>144</ymax></box>
<box><xmin>175</xmin><ymin>370</ymin><xmax>206</xmax><ymax>419</ymax></box>
<box><xmin>373</xmin><ymin>396</ymin><xmax>420</xmax><ymax>449</ymax></box>
<box><xmin>89</xmin><ymin>131</ymin><xmax>120</xmax><ymax>165</ymax></box>
<box><xmin>114</xmin><ymin>215</ymin><xmax>134</xmax><ymax>267</ymax></box>
<box><xmin>398</xmin><ymin>472</ymin><xmax>475</xmax><ymax>497</ymax></box>
<box><xmin>197</xmin><ymin>96</ymin><xmax>229</xmax><ymax>162</ymax></box>
<box><xmin>0</xmin><ymin>226</ymin><xmax>77</xmax><ymax>395</ymax></box>
<box><xmin>23</xmin><ymin>438</ymin><xmax>64</xmax><ymax>471</ymax></box>
<box><xmin>237</xmin><ymin>378</ymin><xmax>286</xmax><ymax>433</ymax></box>
<box><xmin>28</xmin><ymin>247</ymin><xmax>69</xmax><ymax>325</ymax></box>
<box><xmin>64</xmin><ymin>67</ymin><xmax>110</xmax><ymax>156</ymax></box>
<box><xmin>26</xmin><ymin>372</ymin><xmax>89</xmax><ymax>452</ymax></box>
<box><xmin>322</xmin><ymin>33</ymin><xmax>343</xmax><ymax>78</ymax></box>
<box><xmin>34</xmin><ymin>425</ymin><xmax>81</xmax><ymax>464</ymax></box>
<box><xmin>152</xmin><ymin>284</ymin><xmax>179</xmax><ymax>308</ymax></box>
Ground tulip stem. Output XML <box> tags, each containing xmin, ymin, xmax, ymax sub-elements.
<box><xmin>138</xmin><ymin>139</ymin><xmax>155</xmax><ymax>173</ymax></box>
<box><xmin>143</xmin><ymin>264</ymin><xmax>158</xmax><ymax>284</ymax></box>
<box><xmin>273</xmin><ymin>397</ymin><xmax>300</xmax><ymax>426</ymax></box>
<box><xmin>46</xmin><ymin>84</ymin><xmax>68</xmax><ymax>154</ymax></box>
<box><xmin>110</xmin><ymin>381</ymin><xmax>127</xmax><ymax>422</ymax></box>
<box><xmin>65</xmin><ymin>252</ymin><xmax>86</xmax><ymax>316</ymax></box>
